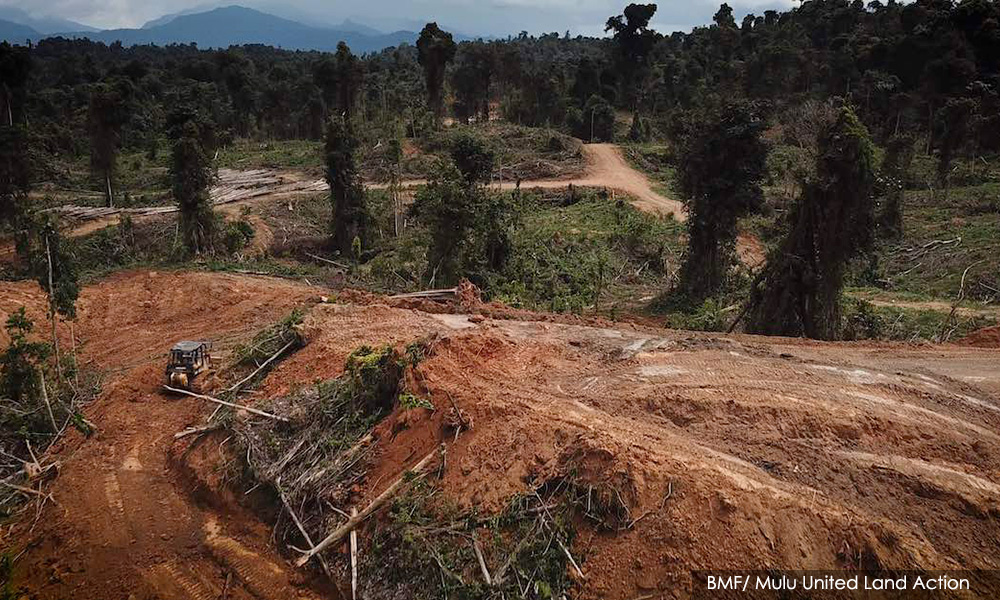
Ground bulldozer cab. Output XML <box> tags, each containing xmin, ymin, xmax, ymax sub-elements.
<box><xmin>165</xmin><ymin>341</ymin><xmax>213</xmax><ymax>391</ymax></box>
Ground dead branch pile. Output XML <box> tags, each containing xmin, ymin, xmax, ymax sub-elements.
<box><xmin>46</xmin><ymin>169</ymin><xmax>327</xmax><ymax>225</ymax></box>
<box><xmin>231</xmin><ymin>345</ymin><xmax>411</xmax><ymax>568</ymax></box>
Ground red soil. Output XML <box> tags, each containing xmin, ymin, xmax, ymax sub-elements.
<box><xmin>4</xmin><ymin>271</ymin><xmax>1000</xmax><ymax>599</ymax></box>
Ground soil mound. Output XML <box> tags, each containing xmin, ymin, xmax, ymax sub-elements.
<box><xmin>959</xmin><ymin>325</ymin><xmax>1000</xmax><ymax>348</ymax></box>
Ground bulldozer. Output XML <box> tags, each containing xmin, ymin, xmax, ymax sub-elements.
<box><xmin>164</xmin><ymin>341</ymin><xmax>213</xmax><ymax>392</ymax></box>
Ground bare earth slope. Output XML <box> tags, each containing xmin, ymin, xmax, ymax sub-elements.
<box><xmin>5</xmin><ymin>271</ymin><xmax>1000</xmax><ymax>599</ymax></box>
<box><xmin>1</xmin><ymin>272</ymin><xmax>324</xmax><ymax>600</ymax></box>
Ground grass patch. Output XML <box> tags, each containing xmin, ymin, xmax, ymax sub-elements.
<box><xmin>487</xmin><ymin>189</ymin><xmax>683</xmax><ymax>313</ymax></box>
<box><xmin>621</xmin><ymin>143</ymin><xmax>678</xmax><ymax>198</ymax></box>
<box><xmin>878</xmin><ymin>182</ymin><xmax>1000</xmax><ymax>301</ymax></box>
<box><xmin>216</xmin><ymin>139</ymin><xmax>323</xmax><ymax>172</ymax></box>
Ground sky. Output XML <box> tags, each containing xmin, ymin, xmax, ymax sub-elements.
<box><xmin>0</xmin><ymin>0</ymin><xmax>797</xmax><ymax>36</ymax></box>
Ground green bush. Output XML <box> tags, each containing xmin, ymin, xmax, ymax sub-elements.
<box><xmin>840</xmin><ymin>298</ymin><xmax>886</xmax><ymax>340</ymax></box>
<box><xmin>222</xmin><ymin>217</ymin><xmax>255</xmax><ymax>254</ymax></box>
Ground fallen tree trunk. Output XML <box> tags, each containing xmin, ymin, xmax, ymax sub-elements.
<box><xmin>162</xmin><ymin>386</ymin><xmax>289</xmax><ymax>422</ymax></box>
<box><xmin>226</xmin><ymin>340</ymin><xmax>296</xmax><ymax>393</ymax></box>
<box><xmin>295</xmin><ymin>447</ymin><xmax>438</xmax><ymax>566</ymax></box>
<box><xmin>389</xmin><ymin>288</ymin><xmax>458</xmax><ymax>301</ymax></box>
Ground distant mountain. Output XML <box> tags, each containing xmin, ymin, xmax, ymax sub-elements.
<box><xmin>338</xmin><ymin>19</ymin><xmax>383</xmax><ymax>37</ymax></box>
<box><xmin>0</xmin><ymin>6</ymin><xmax>96</xmax><ymax>34</ymax></box>
<box><xmin>141</xmin><ymin>6</ymin><xmax>215</xmax><ymax>30</ymax></box>
<box><xmin>44</xmin><ymin>5</ymin><xmax>417</xmax><ymax>53</ymax></box>
<box><xmin>0</xmin><ymin>18</ymin><xmax>38</xmax><ymax>43</ymax></box>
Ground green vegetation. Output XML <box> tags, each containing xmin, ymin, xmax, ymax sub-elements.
<box><xmin>358</xmin><ymin>184</ymin><xmax>682</xmax><ymax>314</ymax></box>
<box><xmin>747</xmin><ymin>106</ymin><xmax>877</xmax><ymax>340</ymax></box>
<box><xmin>494</xmin><ymin>191</ymin><xmax>681</xmax><ymax>312</ymax></box>
<box><xmin>878</xmin><ymin>183</ymin><xmax>1000</xmax><ymax>301</ymax></box>
<box><xmin>671</xmin><ymin>99</ymin><xmax>768</xmax><ymax>304</ymax></box>
<box><xmin>58</xmin><ymin>209</ymin><xmax>276</xmax><ymax>281</ymax></box>
<box><xmin>0</xmin><ymin>309</ymin><xmax>101</xmax><ymax>516</ymax></box>
<box><xmin>622</xmin><ymin>143</ymin><xmax>677</xmax><ymax>198</ymax></box>
<box><xmin>216</xmin><ymin>139</ymin><xmax>323</xmax><ymax>171</ymax></box>
<box><xmin>368</xmin><ymin>480</ymin><xmax>576</xmax><ymax>600</ymax></box>
<box><xmin>840</xmin><ymin>298</ymin><xmax>999</xmax><ymax>343</ymax></box>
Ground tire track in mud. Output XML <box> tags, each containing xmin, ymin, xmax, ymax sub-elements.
<box><xmin>7</xmin><ymin>271</ymin><xmax>323</xmax><ymax>600</ymax></box>
<box><xmin>204</xmin><ymin>518</ymin><xmax>310</xmax><ymax>600</ymax></box>
<box><xmin>146</xmin><ymin>562</ymin><xmax>222</xmax><ymax>600</ymax></box>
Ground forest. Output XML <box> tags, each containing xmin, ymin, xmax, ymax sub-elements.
<box><xmin>0</xmin><ymin>0</ymin><xmax>998</xmax><ymax>344</ymax></box>
<box><xmin>1</xmin><ymin>1</ymin><xmax>1000</xmax><ymax>599</ymax></box>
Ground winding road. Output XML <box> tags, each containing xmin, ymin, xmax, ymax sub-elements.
<box><xmin>30</xmin><ymin>142</ymin><xmax>685</xmax><ymax>244</ymax></box>
<box><xmin>492</xmin><ymin>143</ymin><xmax>685</xmax><ymax>219</ymax></box>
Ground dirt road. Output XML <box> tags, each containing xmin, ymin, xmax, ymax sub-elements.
<box><xmin>498</xmin><ymin>143</ymin><xmax>686</xmax><ymax>219</ymax></box>
<box><xmin>21</xmin><ymin>142</ymin><xmax>683</xmax><ymax>246</ymax></box>
<box><xmin>5</xmin><ymin>271</ymin><xmax>1000</xmax><ymax>599</ymax></box>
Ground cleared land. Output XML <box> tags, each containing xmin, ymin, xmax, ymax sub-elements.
<box><xmin>3</xmin><ymin>270</ymin><xmax>1000</xmax><ymax>599</ymax></box>
<box><xmin>37</xmin><ymin>141</ymin><xmax>685</xmax><ymax>240</ymax></box>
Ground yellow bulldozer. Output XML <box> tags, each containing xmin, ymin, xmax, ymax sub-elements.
<box><xmin>164</xmin><ymin>341</ymin><xmax>213</xmax><ymax>392</ymax></box>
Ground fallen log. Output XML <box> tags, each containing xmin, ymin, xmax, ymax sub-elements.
<box><xmin>226</xmin><ymin>340</ymin><xmax>296</xmax><ymax>393</ymax></box>
<box><xmin>389</xmin><ymin>288</ymin><xmax>458</xmax><ymax>301</ymax></box>
<box><xmin>295</xmin><ymin>447</ymin><xmax>439</xmax><ymax>566</ymax></box>
<box><xmin>174</xmin><ymin>424</ymin><xmax>223</xmax><ymax>440</ymax></box>
<box><xmin>304</xmin><ymin>252</ymin><xmax>350</xmax><ymax>269</ymax></box>
<box><xmin>162</xmin><ymin>386</ymin><xmax>289</xmax><ymax>422</ymax></box>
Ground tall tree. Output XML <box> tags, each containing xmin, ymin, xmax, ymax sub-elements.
<box><xmin>88</xmin><ymin>80</ymin><xmax>132</xmax><ymax>207</ymax></box>
<box><xmin>932</xmin><ymin>96</ymin><xmax>976</xmax><ymax>195</ymax></box>
<box><xmin>0</xmin><ymin>124</ymin><xmax>31</xmax><ymax>251</ymax></box>
<box><xmin>325</xmin><ymin>117</ymin><xmax>368</xmax><ymax>257</ymax></box>
<box><xmin>876</xmin><ymin>133</ymin><xmax>914</xmax><ymax>239</ymax></box>
<box><xmin>335</xmin><ymin>42</ymin><xmax>364</xmax><ymax>118</ymax></box>
<box><xmin>605</xmin><ymin>3</ymin><xmax>659</xmax><ymax>106</ymax></box>
<box><xmin>0</xmin><ymin>42</ymin><xmax>31</xmax><ymax>127</ymax></box>
<box><xmin>674</xmin><ymin>100</ymin><xmax>768</xmax><ymax>302</ymax></box>
<box><xmin>313</xmin><ymin>43</ymin><xmax>364</xmax><ymax>118</ymax></box>
<box><xmin>417</xmin><ymin>23</ymin><xmax>457</xmax><ymax>127</ymax></box>
<box><xmin>746</xmin><ymin>106</ymin><xmax>876</xmax><ymax>340</ymax></box>
<box><xmin>171</xmin><ymin>121</ymin><xmax>216</xmax><ymax>254</ymax></box>
<box><xmin>451</xmin><ymin>42</ymin><xmax>495</xmax><ymax>123</ymax></box>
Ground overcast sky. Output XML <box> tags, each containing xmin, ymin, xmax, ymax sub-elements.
<box><xmin>1</xmin><ymin>0</ymin><xmax>797</xmax><ymax>36</ymax></box>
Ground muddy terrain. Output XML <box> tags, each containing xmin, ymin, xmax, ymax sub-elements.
<box><xmin>3</xmin><ymin>270</ymin><xmax>999</xmax><ymax>599</ymax></box>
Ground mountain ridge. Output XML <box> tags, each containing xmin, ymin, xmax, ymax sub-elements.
<box><xmin>0</xmin><ymin>6</ymin><xmax>96</xmax><ymax>34</ymax></box>
<box><xmin>1</xmin><ymin>5</ymin><xmax>426</xmax><ymax>53</ymax></box>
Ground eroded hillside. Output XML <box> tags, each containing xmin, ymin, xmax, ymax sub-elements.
<box><xmin>3</xmin><ymin>271</ymin><xmax>999</xmax><ymax>599</ymax></box>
